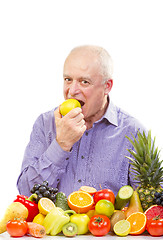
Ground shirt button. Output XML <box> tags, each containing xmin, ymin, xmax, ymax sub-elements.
<box><xmin>85</xmin><ymin>132</ymin><xmax>88</xmax><ymax>136</ymax></box>
<box><xmin>57</xmin><ymin>178</ymin><xmax>60</xmax><ymax>182</ymax></box>
<box><xmin>66</xmin><ymin>157</ymin><xmax>69</xmax><ymax>160</ymax></box>
<box><xmin>81</xmin><ymin>155</ymin><xmax>84</xmax><ymax>159</ymax></box>
<box><xmin>78</xmin><ymin>179</ymin><xmax>82</xmax><ymax>183</ymax></box>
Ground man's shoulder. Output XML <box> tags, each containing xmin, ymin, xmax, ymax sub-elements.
<box><xmin>34</xmin><ymin>108</ymin><xmax>56</xmax><ymax>127</ymax></box>
<box><xmin>42</xmin><ymin>108</ymin><xmax>56</xmax><ymax>121</ymax></box>
<box><xmin>116</xmin><ymin>105</ymin><xmax>147</xmax><ymax>133</ymax></box>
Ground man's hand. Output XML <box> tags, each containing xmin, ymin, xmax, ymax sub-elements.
<box><xmin>54</xmin><ymin>107</ymin><xmax>86</xmax><ymax>151</ymax></box>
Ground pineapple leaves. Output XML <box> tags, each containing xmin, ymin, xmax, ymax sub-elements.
<box><xmin>137</xmin><ymin>131</ymin><xmax>146</xmax><ymax>157</ymax></box>
<box><xmin>127</xmin><ymin>149</ymin><xmax>144</xmax><ymax>164</ymax></box>
<box><xmin>125</xmin><ymin>129</ymin><xmax>163</xmax><ymax>186</ymax></box>
<box><xmin>147</xmin><ymin>130</ymin><xmax>151</xmax><ymax>151</ymax></box>
<box><xmin>151</xmin><ymin>136</ymin><xmax>156</xmax><ymax>158</ymax></box>
<box><xmin>126</xmin><ymin>133</ymin><xmax>144</xmax><ymax>157</ymax></box>
<box><xmin>153</xmin><ymin>147</ymin><xmax>159</xmax><ymax>160</ymax></box>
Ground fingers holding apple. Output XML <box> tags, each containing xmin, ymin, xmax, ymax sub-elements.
<box><xmin>54</xmin><ymin>100</ymin><xmax>86</xmax><ymax>151</ymax></box>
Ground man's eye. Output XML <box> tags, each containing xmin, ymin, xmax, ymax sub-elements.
<box><xmin>64</xmin><ymin>78</ymin><xmax>71</xmax><ymax>82</ymax></box>
<box><xmin>81</xmin><ymin>80</ymin><xmax>89</xmax><ymax>85</ymax></box>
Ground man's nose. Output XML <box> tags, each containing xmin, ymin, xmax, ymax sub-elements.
<box><xmin>69</xmin><ymin>80</ymin><xmax>80</xmax><ymax>96</ymax></box>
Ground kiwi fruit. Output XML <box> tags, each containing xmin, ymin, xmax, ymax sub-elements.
<box><xmin>62</xmin><ymin>222</ymin><xmax>78</xmax><ymax>237</ymax></box>
<box><xmin>110</xmin><ymin>210</ymin><xmax>126</xmax><ymax>231</ymax></box>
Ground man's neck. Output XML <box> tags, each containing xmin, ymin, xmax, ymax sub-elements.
<box><xmin>85</xmin><ymin>99</ymin><xmax>109</xmax><ymax>130</ymax></box>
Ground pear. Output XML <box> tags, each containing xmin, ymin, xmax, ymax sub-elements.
<box><xmin>124</xmin><ymin>190</ymin><xmax>143</xmax><ymax>218</ymax></box>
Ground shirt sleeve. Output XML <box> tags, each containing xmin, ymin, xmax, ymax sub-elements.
<box><xmin>17</xmin><ymin>114</ymin><xmax>71</xmax><ymax>196</ymax></box>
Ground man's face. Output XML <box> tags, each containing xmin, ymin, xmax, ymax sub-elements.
<box><xmin>63</xmin><ymin>49</ymin><xmax>110</xmax><ymax>121</ymax></box>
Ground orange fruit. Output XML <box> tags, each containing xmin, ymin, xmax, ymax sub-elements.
<box><xmin>38</xmin><ymin>197</ymin><xmax>55</xmax><ymax>215</ymax></box>
<box><xmin>68</xmin><ymin>191</ymin><xmax>94</xmax><ymax>213</ymax></box>
<box><xmin>79</xmin><ymin>186</ymin><xmax>97</xmax><ymax>196</ymax></box>
<box><xmin>126</xmin><ymin>212</ymin><xmax>147</xmax><ymax>235</ymax></box>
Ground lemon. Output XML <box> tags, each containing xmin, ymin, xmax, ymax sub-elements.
<box><xmin>38</xmin><ymin>197</ymin><xmax>55</xmax><ymax>215</ymax></box>
<box><xmin>33</xmin><ymin>213</ymin><xmax>45</xmax><ymax>225</ymax></box>
<box><xmin>113</xmin><ymin>219</ymin><xmax>131</xmax><ymax>236</ymax></box>
<box><xmin>60</xmin><ymin>99</ymin><xmax>81</xmax><ymax>116</ymax></box>
<box><xmin>86</xmin><ymin>209</ymin><xmax>96</xmax><ymax>219</ymax></box>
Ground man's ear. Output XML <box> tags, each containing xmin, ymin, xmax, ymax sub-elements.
<box><xmin>104</xmin><ymin>79</ymin><xmax>113</xmax><ymax>95</ymax></box>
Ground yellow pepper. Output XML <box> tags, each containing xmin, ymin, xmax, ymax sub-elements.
<box><xmin>43</xmin><ymin>207</ymin><xmax>75</xmax><ymax>236</ymax></box>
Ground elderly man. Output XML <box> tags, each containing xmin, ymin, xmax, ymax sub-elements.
<box><xmin>17</xmin><ymin>45</ymin><xmax>145</xmax><ymax>197</ymax></box>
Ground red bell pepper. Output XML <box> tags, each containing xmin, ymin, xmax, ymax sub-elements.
<box><xmin>14</xmin><ymin>194</ymin><xmax>39</xmax><ymax>222</ymax></box>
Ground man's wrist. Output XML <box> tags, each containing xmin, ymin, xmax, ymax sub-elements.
<box><xmin>56</xmin><ymin>138</ymin><xmax>73</xmax><ymax>152</ymax></box>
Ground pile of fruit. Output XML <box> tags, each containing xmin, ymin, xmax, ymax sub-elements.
<box><xmin>0</xmin><ymin>126</ymin><xmax>163</xmax><ymax>237</ymax></box>
<box><xmin>0</xmin><ymin>183</ymin><xmax>163</xmax><ymax>238</ymax></box>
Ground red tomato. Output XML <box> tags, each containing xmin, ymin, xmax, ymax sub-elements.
<box><xmin>146</xmin><ymin>217</ymin><xmax>163</xmax><ymax>237</ymax></box>
<box><xmin>88</xmin><ymin>214</ymin><xmax>111</xmax><ymax>236</ymax></box>
<box><xmin>94</xmin><ymin>189</ymin><xmax>115</xmax><ymax>204</ymax></box>
<box><xmin>6</xmin><ymin>219</ymin><xmax>28</xmax><ymax>237</ymax></box>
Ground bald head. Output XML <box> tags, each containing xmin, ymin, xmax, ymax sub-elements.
<box><xmin>66</xmin><ymin>45</ymin><xmax>113</xmax><ymax>81</ymax></box>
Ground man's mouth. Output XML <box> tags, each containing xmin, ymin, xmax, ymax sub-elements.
<box><xmin>77</xmin><ymin>100</ymin><xmax>85</xmax><ymax>107</ymax></box>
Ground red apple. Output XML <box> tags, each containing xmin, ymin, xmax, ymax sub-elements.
<box><xmin>94</xmin><ymin>189</ymin><xmax>115</xmax><ymax>205</ymax></box>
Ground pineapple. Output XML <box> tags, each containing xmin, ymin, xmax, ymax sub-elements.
<box><xmin>126</xmin><ymin>130</ymin><xmax>163</xmax><ymax>211</ymax></box>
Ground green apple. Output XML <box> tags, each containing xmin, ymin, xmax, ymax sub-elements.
<box><xmin>95</xmin><ymin>199</ymin><xmax>115</xmax><ymax>217</ymax></box>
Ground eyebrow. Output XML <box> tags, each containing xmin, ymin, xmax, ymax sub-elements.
<box><xmin>63</xmin><ymin>74</ymin><xmax>70</xmax><ymax>78</ymax></box>
<box><xmin>63</xmin><ymin>74</ymin><xmax>92</xmax><ymax>82</ymax></box>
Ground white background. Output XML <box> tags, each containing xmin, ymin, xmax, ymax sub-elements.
<box><xmin>0</xmin><ymin>0</ymin><xmax>163</xmax><ymax>220</ymax></box>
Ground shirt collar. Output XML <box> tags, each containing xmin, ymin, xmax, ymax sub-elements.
<box><xmin>102</xmin><ymin>97</ymin><xmax>118</xmax><ymax>127</ymax></box>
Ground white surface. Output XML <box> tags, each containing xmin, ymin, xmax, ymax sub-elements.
<box><xmin>1</xmin><ymin>232</ymin><xmax>163</xmax><ymax>240</ymax></box>
<box><xmin>0</xmin><ymin>0</ymin><xmax>163</xmax><ymax>220</ymax></box>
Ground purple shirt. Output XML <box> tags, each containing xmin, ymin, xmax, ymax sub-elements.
<box><xmin>17</xmin><ymin>100</ymin><xmax>146</xmax><ymax>197</ymax></box>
